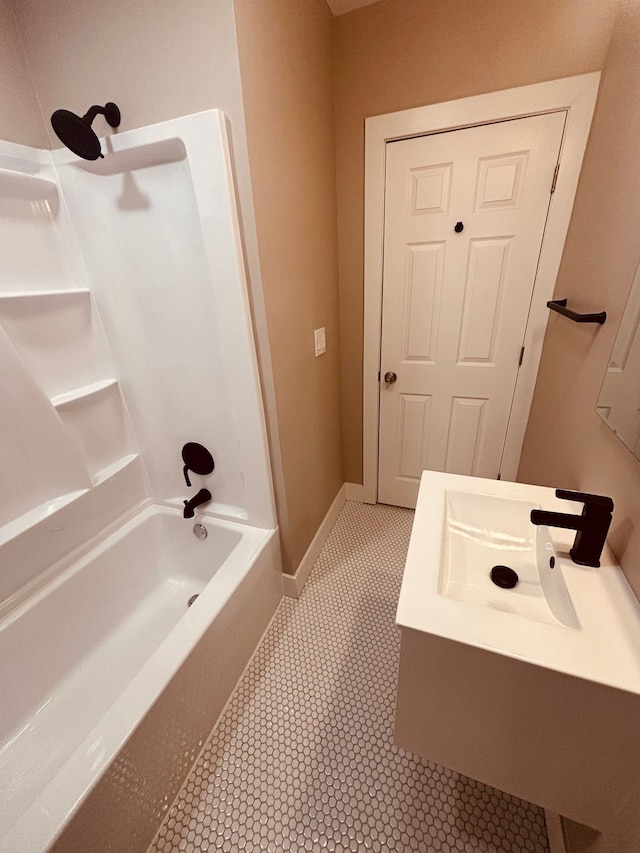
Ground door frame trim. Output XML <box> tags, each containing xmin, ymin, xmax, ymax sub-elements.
<box><xmin>363</xmin><ymin>73</ymin><xmax>601</xmax><ymax>503</ymax></box>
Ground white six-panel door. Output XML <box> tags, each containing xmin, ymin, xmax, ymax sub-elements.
<box><xmin>378</xmin><ymin>112</ymin><xmax>566</xmax><ymax>507</ymax></box>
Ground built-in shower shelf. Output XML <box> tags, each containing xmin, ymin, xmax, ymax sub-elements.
<box><xmin>0</xmin><ymin>288</ymin><xmax>90</xmax><ymax>304</ymax></box>
<box><xmin>0</xmin><ymin>490</ymin><xmax>90</xmax><ymax>549</ymax></box>
<box><xmin>51</xmin><ymin>379</ymin><xmax>118</xmax><ymax>409</ymax></box>
<box><xmin>92</xmin><ymin>454</ymin><xmax>140</xmax><ymax>487</ymax></box>
<box><xmin>0</xmin><ymin>167</ymin><xmax>57</xmax><ymax>201</ymax></box>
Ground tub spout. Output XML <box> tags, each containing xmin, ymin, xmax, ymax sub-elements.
<box><xmin>183</xmin><ymin>488</ymin><xmax>212</xmax><ymax>519</ymax></box>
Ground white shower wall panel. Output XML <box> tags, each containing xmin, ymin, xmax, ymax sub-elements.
<box><xmin>0</xmin><ymin>323</ymin><xmax>90</xmax><ymax>529</ymax></box>
<box><xmin>0</xmin><ymin>290</ymin><xmax>112</xmax><ymax>399</ymax></box>
<box><xmin>0</xmin><ymin>145</ymin><xmax>82</xmax><ymax>292</ymax></box>
<box><xmin>0</xmin><ymin>139</ymin><xmax>149</xmax><ymax>610</ymax></box>
<box><xmin>54</xmin><ymin>112</ymin><xmax>275</xmax><ymax>529</ymax></box>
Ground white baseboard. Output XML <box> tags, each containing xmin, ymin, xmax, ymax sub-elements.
<box><xmin>545</xmin><ymin>811</ymin><xmax>568</xmax><ymax>853</ymax></box>
<box><xmin>282</xmin><ymin>484</ymin><xmax>347</xmax><ymax>598</ymax></box>
<box><xmin>345</xmin><ymin>482</ymin><xmax>364</xmax><ymax>502</ymax></box>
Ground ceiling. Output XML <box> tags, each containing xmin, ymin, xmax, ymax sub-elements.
<box><xmin>326</xmin><ymin>0</ymin><xmax>382</xmax><ymax>16</ymax></box>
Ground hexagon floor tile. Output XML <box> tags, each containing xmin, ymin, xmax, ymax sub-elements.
<box><xmin>148</xmin><ymin>501</ymin><xmax>549</xmax><ymax>853</ymax></box>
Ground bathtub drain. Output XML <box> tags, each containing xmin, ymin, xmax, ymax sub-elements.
<box><xmin>193</xmin><ymin>523</ymin><xmax>207</xmax><ymax>540</ymax></box>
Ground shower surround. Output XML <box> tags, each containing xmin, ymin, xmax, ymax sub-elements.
<box><xmin>0</xmin><ymin>111</ymin><xmax>281</xmax><ymax>852</ymax></box>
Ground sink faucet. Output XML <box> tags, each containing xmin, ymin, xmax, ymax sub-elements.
<box><xmin>183</xmin><ymin>488</ymin><xmax>212</xmax><ymax>519</ymax></box>
<box><xmin>530</xmin><ymin>489</ymin><xmax>613</xmax><ymax>568</ymax></box>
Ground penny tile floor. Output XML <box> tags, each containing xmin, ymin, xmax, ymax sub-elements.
<box><xmin>148</xmin><ymin>501</ymin><xmax>549</xmax><ymax>852</ymax></box>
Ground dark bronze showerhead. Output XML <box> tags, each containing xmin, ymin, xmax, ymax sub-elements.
<box><xmin>50</xmin><ymin>102</ymin><xmax>121</xmax><ymax>161</ymax></box>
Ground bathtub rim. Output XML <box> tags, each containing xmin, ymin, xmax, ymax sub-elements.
<box><xmin>0</xmin><ymin>502</ymin><xmax>278</xmax><ymax>852</ymax></box>
<box><xmin>0</xmin><ymin>496</ymin><xmax>273</xmax><ymax>625</ymax></box>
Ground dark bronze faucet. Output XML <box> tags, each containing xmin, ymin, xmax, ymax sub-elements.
<box><xmin>183</xmin><ymin>488</ymin><xmax>212</xmax><ymax>519</ymax></box>
<box><xmin>530</xmin><ymin>489</ymin><xmax>613</xmax><ymax>568</ymax></box>
<box><xmin>181</xmin><ymin>442</ymin><xmax>214</xmax><ymax>519</ymax></box>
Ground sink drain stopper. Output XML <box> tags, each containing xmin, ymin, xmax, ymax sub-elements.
<box><xmin>490</xmin><ymin>565</ymin><xmax>519</xmax><ymax>589</ymax></box>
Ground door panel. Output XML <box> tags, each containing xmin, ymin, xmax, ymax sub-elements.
<box><xmin>457</xmin><ymin>237</ymin><xmax>511</xmax><ymax>363</ymax></box>
<box><xmin>403</xmin><ymin>242</ymin><xmax>444</xmax><ymax>361</ymax></box>
<box><xmin>445</xmin><ymin>396</ymin><xmax>488</xmax><ymax>475</ymax></box>
<box><xmin>378</xmin><ymin>112</ymin><xmax>566</xmax><ymax>507</ymax></box>
<box><xmin>398</xmin><ymin>393</ymin><xmax>432</xmax><ymax>478</ymax></box>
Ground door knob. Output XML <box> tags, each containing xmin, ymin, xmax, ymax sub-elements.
<box><xmin>384</xmin><ymin>371</ymin><xmax>397</xmax><ymax>384</ymax></box>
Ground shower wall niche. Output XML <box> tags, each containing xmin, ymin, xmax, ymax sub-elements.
<box><xmin>0</xmin><ymin>112</ymin><xmax>276</xmax><ymax>611</ymax></box>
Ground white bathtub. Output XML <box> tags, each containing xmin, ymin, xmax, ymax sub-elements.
<box><xmin>0</xmin><ymin>504</ymin><xmax>281</xmax><ymax>852</ymax></box>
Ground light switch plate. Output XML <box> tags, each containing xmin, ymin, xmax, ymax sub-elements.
<box><xmin>314</xmin><ymin>327</ymin><xmax>326</xmax><ymax>357</ymax></box>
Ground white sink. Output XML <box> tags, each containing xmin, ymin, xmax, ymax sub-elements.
<box><xmin>395</xmin><ymin>471</ymin><xmax>640</xmax><ymax>847</ymax></box>
<box><xmin>441</xmin><ymin>490</ymin><xmax>579</xmax><ymax>628</ymax></box>
<box><xmin>396</xmin><ymin>471</ymin><xmax>640</xmax><ymax>685</ymax></box>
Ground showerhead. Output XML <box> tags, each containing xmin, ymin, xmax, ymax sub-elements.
<box><xmin>50</xmin><ymin>102</ymin><xmax>121</xmax><ymax>161</ymax></box>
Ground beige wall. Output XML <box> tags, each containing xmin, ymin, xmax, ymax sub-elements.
<box><xmin>0</xmin><ymin>1</ymin><xmax>47</xmax><ymax>147</ymax></box>
<box><xmin>234</xmin><ymin>0</ymin><xmax>344</xmax><ymax>574</ymax></box>
<box><xmin>519</xmin><ymin>0</ymin><xmax>640</xmax><ymax>600</ymax></box>
<box><xmin>333</xmin><ymin>0</ymin><xmax>618</xmax><ymax>483</ymax></box>
<box><xmin>11</xmin><ymin>0</ymin><xmax>248</xmax><ymax>145</ymax></box>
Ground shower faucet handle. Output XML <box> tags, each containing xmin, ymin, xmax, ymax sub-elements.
<box><xmin>181</xmin><ymin>442</ymin><xmax>215</xmax><ymax>487</ymax></box>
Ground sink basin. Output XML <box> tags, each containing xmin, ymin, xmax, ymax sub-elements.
<box><xmin>394</xmin><ymin>471</ymin><xmax>640</xmax><ymax>846</ymax></box>
<box><xmin>396</xmin><ymin>471</ymin><xmax>640</xmax><ymax>679</ymax></box>
<box><xmin>441</xmin><ymin>490</ymin><xmax>579</xmax><ymax>628</ymax></box>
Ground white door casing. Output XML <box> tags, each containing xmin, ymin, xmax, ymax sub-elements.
<box><xmin>597</xmin><ymin>265</ymin><xmax>640</xmax><ymax>456</ymax></box>
<box><xmin>378</xmin><ymin>112</ymin><xmax>565</xmax><ymax>507</ymax></box>
<box><xmin>363</xmin><ymin>73</ymin><xmax>601</xmax><ymax>504</ymax></box>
